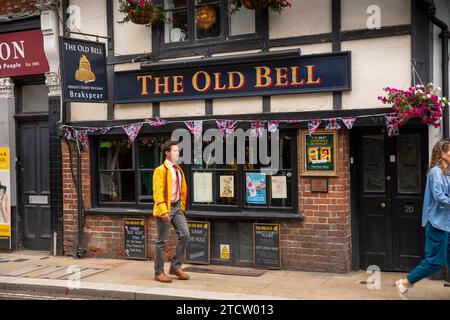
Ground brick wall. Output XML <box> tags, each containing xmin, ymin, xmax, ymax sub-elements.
<box><xmin>61</xmin><ymin>139</ymin><xmax>178</xmax><ymax>260</ymax></box>
<box><xmin>62</xmin><ymin>139</ymin><xmax>90</xmax><ymax>255</ymax></box>
<box><xmin>0</xmin><ymin>0</ymin><xmax>35</xmax><ymax>16</ymax></box>
<box><xmin>280</xmin><ymin>129</ymin><xmax>351</xmax><ymax>273</ymax></box>
<box><xmin>61</xmin><ymin>129</ymin><xmax>352</xmax><ymax>273</ymax></box>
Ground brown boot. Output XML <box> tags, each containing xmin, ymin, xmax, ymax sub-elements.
<box><xmin>169</xmin><ymin>267</ymin><xmax>190</xmax><ymax>280</ymax></box>
<box><xmin>154</xmin><ymin>272</ymin><xmax>172</xmax><ymax>283</ymax></box>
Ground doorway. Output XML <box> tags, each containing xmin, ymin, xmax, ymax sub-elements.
<box><xmin>353</xmin><ymin>126</ymin><xmax>427</xmax><ymax>272</ymax></box>
<box><xmin>17</xmin><ymin>120</ymin><xmax>51</xmax><ymax>251</ymax></box>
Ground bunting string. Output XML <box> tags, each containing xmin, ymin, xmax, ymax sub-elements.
<box><xmin>60</xmin><ymin>111</ymin><xmax>422</xmax><ymax>151</ymax></box>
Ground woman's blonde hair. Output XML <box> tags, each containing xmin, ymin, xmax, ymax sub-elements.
<box><xmin>429</xmin><ymin>139</ymin><xmax>450</xmax><ymax>175</ymax></box>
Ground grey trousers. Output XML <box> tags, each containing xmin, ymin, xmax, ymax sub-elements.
<box><xmin>154</xmin><ymin>202</ymin><xmax>190</xmax><ymax>275</ymax></box>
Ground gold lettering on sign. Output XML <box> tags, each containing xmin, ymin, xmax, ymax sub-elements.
<box><xmin>192</xmin><ymin>71</ymin><xmax>212</xmax><ymax>92</ymax></box>
<box><xmin>254</xmin><ymin>66</ymin><xmax>272</xmax><ymax>88</ymax></box>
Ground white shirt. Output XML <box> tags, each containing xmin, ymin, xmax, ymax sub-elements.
<box><xmin>165</xmin><ymin>159</ymin><xmax>182</xmax><ymax>202</ymax></box>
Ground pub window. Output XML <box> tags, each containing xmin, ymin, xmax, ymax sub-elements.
<box><xmin>190</xmin><ymin>130</ymin><xmax>295</xmax><ymax>211</ymax></box>
<box><xmin>20</xmin><ymin>84</ymin><xmax>49</xmax><ymax>114</ymax></box>
<box><xmin>137</xmin><ymin>136</ymin><xmax>168</xmax><ymax>203</ymax></box>
<box><xmin>98</xmin><ymin>137</ymin><xmax>135</xmax><ymax>203</ymax></box>
<box><xmin>96</xmin><ymin>134</ymin><xmax>169</xmax><ymax>205</ymax></box>
<box><xmin>192</xmin><ymin>136</ymin><xmax>239</xmax><ymax>207</ymax></box>
<box><xmin>162</xmin><ymin>0</ymin><xmax>257</xmax><ymax>46</ymax></box>
<box><xmin>243</xmin><ymin>132</ymin><xmax>293</xmax><ymax>209</ymax></box>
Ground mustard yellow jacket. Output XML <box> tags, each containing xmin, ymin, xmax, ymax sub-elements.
<box><xmin>152</xmin><ymin>161</ymin><xmax>188</xmax><ymax>217</ymax></box>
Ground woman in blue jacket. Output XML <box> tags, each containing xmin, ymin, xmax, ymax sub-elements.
<box><xmin>396</xmin><ymin>139</ymin><xmax>450</xmax><ymax>294</ymax></box>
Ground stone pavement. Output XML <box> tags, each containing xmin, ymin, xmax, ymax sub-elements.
<box><xmin>0</xmin><ymin>251</ymin><xmax>448</xmax><ymax>300</ymax></box>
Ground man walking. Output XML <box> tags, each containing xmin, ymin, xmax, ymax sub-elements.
<box><xmin>153</xmin><ymin>140</ymin><xmax>190</xmax><ymax>283</ymax></box>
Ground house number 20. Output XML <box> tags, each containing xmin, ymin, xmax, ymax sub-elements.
<box><xmin>404</xmin><ymin>205</ymin><xmax>414</xmax><ymax>214</ymax></box>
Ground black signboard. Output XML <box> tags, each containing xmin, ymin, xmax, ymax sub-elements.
<box><xmin>253</xmin><ymin>223</ymin><xmax>281</xmax><ymax>269</ymax></box>
<box><xmin>60</xmin><ymin>37</ymin><xmax>108</xmax><ymax>103</ymax></box>
<box><xmin>185</xmin><ymin>221</ymin><xmax>210</xmax><ymax>264</ymax></box>
<box><xmin>115</xmin><ymin>51</ymin><xmax>351</xmax><ymax>103</ymax></box>
<box><xmin>124</xmin><ymin>218</ymin><xmax>146</xmax><ymax>260</ymax></box>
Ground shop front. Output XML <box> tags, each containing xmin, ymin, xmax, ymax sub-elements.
<box><xmin>57</xmin><ymin>0</ymin><xmax>440</xmax><ymax>274</ymax></box>
<box><xmin>0</xmin><ymin>27</ymin><xmax>51</xmax><ymax>252</ymax></box>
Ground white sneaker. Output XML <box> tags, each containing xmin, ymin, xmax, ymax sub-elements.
<box><xmin>395</xmin><ymin>279</ymin><xmax>409</xmax><ymax>294</ymax></box>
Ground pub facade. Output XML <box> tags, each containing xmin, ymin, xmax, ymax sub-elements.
<box><xmin>2</xmin><ymin>0</ymin><xmax>449</xmax><ymax>274</ymax></box>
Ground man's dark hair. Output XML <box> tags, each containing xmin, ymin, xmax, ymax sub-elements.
<box><xmin>162</xmin><ymin>140</ymin><xmax>179</xmax><ymax>156</ymax></box>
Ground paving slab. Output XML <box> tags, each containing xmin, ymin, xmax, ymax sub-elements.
<box><xmin>3</xmin><ymin>265</ymin><xmax>48</xmax><ymax>277</ymax></box>
<box><xmin>0</xmin><ymin>252</ymin><xmax>448</xmax><ymax>300</ymax></box>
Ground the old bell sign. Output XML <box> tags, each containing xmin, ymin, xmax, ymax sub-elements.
<box><xmin>60</xmin><ymin>37</ymin><xmax>108</xmax><ymax>103</ymax></box>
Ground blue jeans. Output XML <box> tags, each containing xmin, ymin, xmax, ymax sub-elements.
<box><xmin>406</xmin><ymin>222</ymin><xmax>450</xmax><ymax>285</ymax></box>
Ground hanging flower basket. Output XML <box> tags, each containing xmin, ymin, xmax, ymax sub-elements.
<box><xmin>230</xmin><ymin>0</ymin><xmax>291</xmax><ymax>14</ymax></box>
<box><xmin>118</xmin><ymin>0</ymin><xmax>169</xmax><ymax>25</ymax></box>
<box><xmin>129</xmin><ymin>6</ymin><xmax>156</xmax><ymax>24</ymax></box>
<box><xmin>242</xmin><ymin>0</ymin><xmax>272</xmax><ymax>10</ymax></box>
<box><xmin>378</xmin><ymin>83</ymin><xmax>448</xmax><ymax>128</ymax></box>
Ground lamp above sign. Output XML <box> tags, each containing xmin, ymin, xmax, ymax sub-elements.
<box><xmin>115</xmin><ymin>51</ymin><xmax>351</xmax><ymax>103</ymax></box>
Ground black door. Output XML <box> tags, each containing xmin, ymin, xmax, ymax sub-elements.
<box><xmin>18</xmin><ymin>120</ymin><xmax>51</xmax><ymax>251</ymax></box>
<box><xmin>355</xmin><ymin>127</ymin><xmax>427</xmax><ymax>272</ymax></box>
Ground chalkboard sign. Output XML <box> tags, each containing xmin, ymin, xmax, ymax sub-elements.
<box><xmin>253</xmin><ymin>223</ymin><xmax>281</xmax><ymax>269</ymax></box>
<box><xmin>185</xmin><ymin>221</ymin><xmax>210</xmax><ymax>264</ymax></box>
<box><xmin>124</xmin><ymin>218</ymin><xmax>146</xmax><ymax>260</ymax></box>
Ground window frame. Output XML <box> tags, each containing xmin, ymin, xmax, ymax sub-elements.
<box><xmin>189</xmin><ymin>127</ymin><xmax>298</xmax><ymax>214</ymax></box>
<box><xmin>157</xmin><ymin>0</ymin><xmax>264</xmax><ymax>51</ymax></box>
<box><xmin>92</xmin><ymin>132</ymin><xmax>172</xmax><ymax>209</ymax></box>
<box><xmin>91</xmin><ymin>127</ymin><xmax>298</xmax><ymax>214</ymax></box>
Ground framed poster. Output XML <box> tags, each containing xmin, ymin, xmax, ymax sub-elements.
<box><xmin>271</xmin><ymin>176</ymin><xmax>287</xmax><ymax>199</ymax></box>
<box><xmin>193</xmin><ymin>172</ymin><xmax>213</xmax><ymax>203</ymax></box>
<box><xmin>219</xmin><ymin>176</ymin><xmax>234</xmax><ymax>198</ymax></box>
<box><xmin>300</xmin><ymin>130</ymin><xmax>338</xmax><ymax>176</ymax></box>
<box><xmin>246</xmin><ymin>172</ymin><xmax>266</xmax><ymax>205</ymax></box>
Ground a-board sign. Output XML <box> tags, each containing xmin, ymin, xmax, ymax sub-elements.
<box><xmin>124</xmin><ymin>218</ymin><xmax>146</xmax><ymax>260</ymax></box>
<box><xmin>185</xmin><ymin>221</ymin><xmax>210</xmax><ymax>264</ymax></box>
<box><xmin>253</xmin><ymin>223</ymin><xmax>281</xmax><ymax>269</ymax></box>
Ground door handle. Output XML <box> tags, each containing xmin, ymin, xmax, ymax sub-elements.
<box><xmin>380</xmin><ymin>202</ymin><xmax>386</xmax><ymax>208</ymax></box>
<box><xmin>386</xmin><ymin>176</ymin><xmax>391</xmax><ymax>181</ymax></box>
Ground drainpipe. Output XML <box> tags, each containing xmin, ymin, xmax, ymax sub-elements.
<box><xmin>75</xmin><ymin>149</ymin><xmax>86</xmax><ymax>258</ymax></box>
<box><xmin>420</xmin><ymin>0</ymin><xmax>449</xmax><ymax>138</ymax></box>
<box><xmin>419</xmin><ymin>0</ymin><xmax>450</xmax><ymax>282</ymax></box>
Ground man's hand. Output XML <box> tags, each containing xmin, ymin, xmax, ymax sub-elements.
<box><xmin>161</xmin><ymin>213</ymin><xmax>170</xmax><ymax>222</ymax></box>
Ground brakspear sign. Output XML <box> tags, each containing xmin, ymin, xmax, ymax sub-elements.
<box><xmin>115</xmin><ymin>51</ymin><xmax>351</xmax><ymax>103</ymax></box>
<box><xmin>60</xmin><ymin>37</ymin><xmax>108</xmax><ymax>103</ymax></box>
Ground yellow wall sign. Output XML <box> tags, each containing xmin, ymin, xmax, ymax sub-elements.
<box><xmin>220</xmin><ymin>244</ymin><xmax>230</xmax><ymax>260</ymax></box>
<box><xmin>0</xmin><ymin>224</ymin><xmax>10</xmax><ymax>238</ymax></box>
<box><xmin>0</xmin><ymin>148</ymin><xmax>9</xmax><ymax>170</ymax></box>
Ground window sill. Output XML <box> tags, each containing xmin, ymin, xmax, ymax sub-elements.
<box><xmin>84</xmin><ymin>207</ymin><xmax>304</xmax><ymax>221</ymax></box>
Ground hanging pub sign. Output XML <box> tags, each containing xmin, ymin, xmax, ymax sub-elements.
<box><xmin>301</xmin><ymin>130</ymin><xmax>338</xmax><ymax>176</ymax></box>
<box><xmin>60</xmin><ymin>37</ymin><xmax>108</xmax><ymax>103</ymax></box>
<box><xmin>115</xmin><ymin>51</ymin><xmax>351</xmax><ymax>103</ymax></box>
<box><xmin>0</xmin><ymin>30</ymin><xmax>49</xmax><ymax>77</ymax></box>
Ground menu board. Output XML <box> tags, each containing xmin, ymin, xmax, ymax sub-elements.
<box><xmin>185</xmin><ymin>221</ymin><xmax>210</xmax><ymax>264</ymax></box>
<box><xmin>124</xmin><ymin>218</ymin><xmax>146</xmax><ymax>260</ymax></box>
<box><xmin>254</xmin><ymin>223</ymin><xmax>281</xmax><ymax>269</ymax></box>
